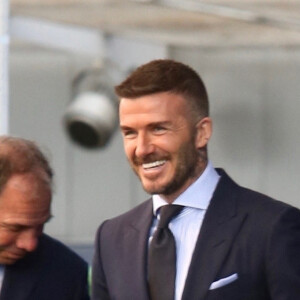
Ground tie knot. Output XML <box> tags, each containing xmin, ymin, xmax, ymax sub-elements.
<box><xmin>157</xmin><ymin>205</ymin><xmax>183</xmax><ymax>228</ymax></box>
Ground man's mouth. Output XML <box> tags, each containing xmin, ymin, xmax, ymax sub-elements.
<box><xmin>143</xmin><ymin>160</ymin><xmax>166</xmax><ymax>170</ymax></box>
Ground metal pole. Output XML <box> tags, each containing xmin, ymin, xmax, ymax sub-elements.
<box><xmin>0</xmin><ymin>0</ymin><xmax>9</xmax><ymax>134</ymax></box>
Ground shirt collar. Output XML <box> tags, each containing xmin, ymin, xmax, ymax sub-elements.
<box><xmin>152</xmin><ymin>161</ymin><xmax>220</xmax><ymax>215</ymax></box>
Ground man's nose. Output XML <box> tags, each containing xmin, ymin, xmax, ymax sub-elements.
<box><xmin>16</xmin><ymin>230</ymin><xmax>39</xmax><ymax>252</ymax></box>
<box><xmin>135</xmin><ymin>133</ymin><xmax>155</xmax><ymax>158</ymax></box>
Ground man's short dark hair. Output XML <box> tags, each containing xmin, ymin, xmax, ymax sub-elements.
<box><xmin>115</xmin><ymin>59</ymin><xmax>209</xmax><ymax>119</ymax></box>
<box><xmin>0</xmin><ymin>136</ymin><xmax>53</xmax><ymax>194</ymax></box>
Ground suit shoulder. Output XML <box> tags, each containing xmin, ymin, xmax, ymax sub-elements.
<box><xmin>238</xmin><ymin>185</ymin><xmax>298</xmax><ymax>214</ymax></box>
<box><xmin>96</xmin><ymin>199</ymin><xmax>152</xmax><ymax>238</ymax></box>
<box><xmin>216</xmin><ymin>169</ymin><xmax>297</xmax><ymax>216</ymax></box>
<box><xmin>40</xmin><ymin>234</ymin><xmax>88</xmax><ymax>269</ymax></box>
<box><xmin>216</xmin><ymin>169</ymin><xmax>300</xmax><ymax>220</ymax></box>
<box><xmin>232</xmin><ymin>182</ymin><xmax>300</xmax><ymax>229</ymax></box>
<box><xmin>103</xmin><ymin>199</ymin><xmax>151</xmax><ymax>225</ymax></box>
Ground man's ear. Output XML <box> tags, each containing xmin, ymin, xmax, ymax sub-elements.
<box><xmin>194</xmin><ymin>117</ymin><xmax>212</xmax><ymax>148</ymax></box>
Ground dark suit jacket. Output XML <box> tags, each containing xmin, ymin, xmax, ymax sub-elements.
<box><xmin>92</xmin><ymin>169</ymin><xmax>300</xmax><ymax>300</ymax></box>
<box><xmin>1</xmin><ymin>234</ymin><xmax>90</xmax><ymax>300</ymax></box>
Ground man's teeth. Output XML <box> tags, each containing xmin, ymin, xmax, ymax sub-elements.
<box><xmin>143</xmin><ymin>160</ymin><xmax>166</xmax><ymax>169</ymax></box>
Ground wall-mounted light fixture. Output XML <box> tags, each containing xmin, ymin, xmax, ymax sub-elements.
<box><xmin>64</xmin><ymin>66</ymin><xmax>118</xmax><ymax>149</ymax></box>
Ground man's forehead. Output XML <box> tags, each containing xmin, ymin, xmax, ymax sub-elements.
<box><xmin>5</xmin><ymin>172</ymin><xmax>50</xmax><ymax>191</ymax></box>
<box><xmin>2</xmin><ymin>212</ymin><xmax>51</xmax><ymax>225</ymax></box>
<box><xmin>0</xmin><ymin>173</ymin><xmax>51</xmax><ymax>212</ymax></box>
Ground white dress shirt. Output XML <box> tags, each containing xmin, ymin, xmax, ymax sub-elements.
<box><xmin>150</xmin><ymin>162</ymin><xmax>220</xmax><ymax>300</ymax></box>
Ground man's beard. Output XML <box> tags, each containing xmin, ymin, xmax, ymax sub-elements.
<box><xmin>131</xmin><ymin>137</ymin><xmax>200</xmax><ymax>196</ymax></box>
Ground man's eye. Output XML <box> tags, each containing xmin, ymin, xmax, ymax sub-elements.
<box><xmin>123</xmin><ymin>130</ymin><xmax>137</xmax><ymax>138</ymax></box>
<box><xmin>6</xmin><ymin>225</ymin><xmax>23</xmax><ymax>232</ymax></box>
<box><xmin>153</xmin><ymin>126</ymin><xmax>166</xmax><ymax>133</ymax></box>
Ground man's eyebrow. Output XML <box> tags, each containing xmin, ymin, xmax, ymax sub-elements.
<box><xmin>0</xmin><ymin>223</ymin><xmax>23</xmax><ymax>229</ymax></box>
<box><xmin>148</xmin><ymin>121</ymin><xmax>171</xmax><ymax>127</ymax></box>
<box><xmin>120</xmin><ymin>125</ymin><xmax>132</xmax><ymax>130</ymax></box>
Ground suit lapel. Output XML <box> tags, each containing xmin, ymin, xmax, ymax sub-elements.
<box><xmin>182</xmin><ymin>170</ymin><xmax>247</xmax><ymax>300</ymax></box>
<box><xmin>123</xmin><ymin>199</ymin><xmax>153</xmax><ymax>300</ymax></box>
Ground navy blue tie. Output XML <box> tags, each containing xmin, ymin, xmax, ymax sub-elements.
<box><xmin>148</xmin><ymin>205</ymin><xmax>184</xmax><ymax>300</ymax></box>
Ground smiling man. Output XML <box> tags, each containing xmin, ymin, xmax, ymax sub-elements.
<box><xmin>0</xmin><ymin>136</ymin><xmax>90</xmax><ymax>300</ymax></box>
<box><xmin>92</xmin><ymin>59</ymin><xmax>300</xmax><ymax>300</ymax></box>
<box><xmin>120</xmin><ymin>91</ymin><xmax>210</xmax><ymax>201</ymax></box>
